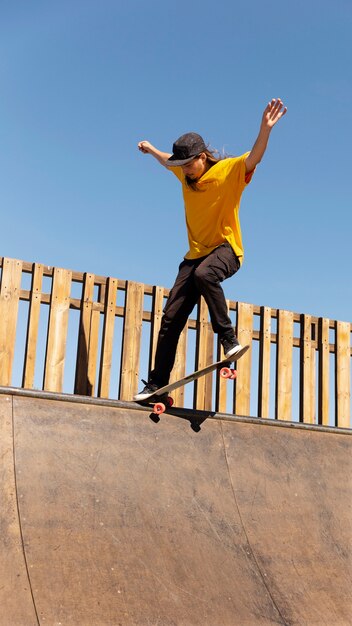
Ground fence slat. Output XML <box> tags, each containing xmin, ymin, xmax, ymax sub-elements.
<box><xmin>258</xmin><ymin>306</ymin><xmax>271</xmax><ymax>418</ymax></box>
<box><xmin>119</xmin><ymin>281</ymin><xmax>144</xmax><ymax>401</ymax></box>
<box><xmin>74</xmin><ymin>273</ymin><xmax>95</xmax><ymax>396</ymax></box>
<box><xmin>300</xmin><ymin>314</ymin><xmax>315</xmax><ymax>424</ymax></box>
<box><xmin>22</xmin><ymin>263</ymin><xmax>44</xmax><ymax>388</ymax></box>
<box><xmin>235</xmin><ymin>302</ymin><xmax>253</xmax><ymax>416</ymax></box>
<box><xmin>276</xmin><ymin>309</ymin><xmax>294</xmax><ymax>421</ymax></box>
<box><xmin>88</xmin><ymin>309</ymin><xmax>101</xmax><ymax>397</ymax></box>
<box><xmin>318</xmin><ymin>318</ymin><xmax>330</xmax><ymax>425</ymax></box>
<box><xmin>194</xmin><ymin>298</ymin><xmax>214</xmax><ymax>410</ymax></box>
<box><xmin>149</xmin><ymin>286</ymin><xmax>165</xmax><ymax>373</ymax></box>
<box><xmin>217</xmin><ymin>300</ymin><xmax>231</xmax><ymax>413</ymax></box>
<box><xmin>43</xmin><ymin>268</ymin><xmax>72</xmax><ymax>392</ymax></box>
<box><xmin>311</xmin><ymin>345</ymin><xmax>316</xmax><ymax>422</ymax></box>
<box><xmin>98</xmin><ymin>277</ymin><xmax>118</xmax><ymax>398</ymax></box>
<box><xmin>0</xmin><ymin>258</ymin><xmax>23</xmax><ymax>386</ymax></box>
<box><xmin>170</xmin><ymin>327</ymin><xmax>187</xmax><ymax>407</ymax></box>
<box><xmin>336</xmin><ymin>321</ymin><xmax>350</xmax><ymax>428</ymax></box>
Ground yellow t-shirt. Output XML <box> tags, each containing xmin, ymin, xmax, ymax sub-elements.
<box><xmin>170</xmin><ymin>153</ymin><xmax>254</xmax><ymax>264</ymax></box>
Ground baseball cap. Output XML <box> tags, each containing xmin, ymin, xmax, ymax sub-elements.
<box><xmin>167</xmin><ymin>132</ymin><xmax>207</xmax><ymax>167</ymax></box>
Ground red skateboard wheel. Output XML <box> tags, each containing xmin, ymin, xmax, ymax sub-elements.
<box><xmin>220</xmin><ymin>367</ymin><xmax>237</xmax><ymax>380</ymax></box>
<box><xmin>220</xmin><ymin>367</ymin><xmax>232</xmax><ymax>379</ymax></box>
<box><xmin>153</xmin><ymin>402</ymin><xmax>166</xmax><ymax>415</ymax></box>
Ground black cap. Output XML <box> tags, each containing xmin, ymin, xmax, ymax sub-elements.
<box><xmin>167</xmin><ymin>132</ymin><xmax>207</xmax><ymax>167</ymax></box>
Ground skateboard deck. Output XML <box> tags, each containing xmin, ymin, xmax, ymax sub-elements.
<box><xmin>135</xmin><ymin>344</ymin><xmax>249</xmax><ymax>414</ymax></box>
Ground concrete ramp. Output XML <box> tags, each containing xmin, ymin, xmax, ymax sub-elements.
<box><xmin>1</xmin><ymin>391</ymin><xmax>351</xmax><ymax>626</ymax></box>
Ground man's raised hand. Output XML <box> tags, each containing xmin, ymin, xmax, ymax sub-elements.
<box><xmin>262</xmin><ymin>98</ymin><xmax>287</xmax><ymax>129</ymax></box>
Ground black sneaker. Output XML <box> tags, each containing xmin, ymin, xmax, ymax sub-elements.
<box><xmin>134</xmin><ymin>380</ymin><xmax>159</xmax><ymax>401</ymax></box>
<box><xmin>221</xmin><ymin>337</ymin><xmax>243</xmax><ymax>360</ymax></box>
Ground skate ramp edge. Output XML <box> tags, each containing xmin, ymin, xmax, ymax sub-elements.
<box><xmin>1</xmin><ymin>388</ymin><xmax>351</xmax><ymax>626</ymax></box>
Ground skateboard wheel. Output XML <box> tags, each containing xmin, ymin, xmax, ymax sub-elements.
<box><xmin>230</xmin><ymin>369</ymin><xmax>237</xmax><ymax>379</ymax></box>
<box><xmin>153</xmin><ymin>402</ymin><xmax>166</xmax><ymax>415</ymax></box>
<box><xmin>220</xmin><ymin>367</ymin><xmax>232</xmax><ymax>379</ymax></box>
<box><xmin>167</xmin><ymin>396</ymin><xmax>174</xmax><ymax>407</ymax></box>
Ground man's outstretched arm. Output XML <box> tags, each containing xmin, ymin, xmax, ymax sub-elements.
<box><xmin>245</xmin><ymin>98</ymin><xmax>287</xmax><ymax>173</ymax></box>
<box><xmin>138</xmin><ymin>140</ymin><xmax>172</xmax><ymax>167</ymax></box>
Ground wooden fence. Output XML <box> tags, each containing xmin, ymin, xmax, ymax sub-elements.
<box><xmin>0</xmin><ymin>256</ymin><xmax>351</xmax><ymax>428</ymax></box>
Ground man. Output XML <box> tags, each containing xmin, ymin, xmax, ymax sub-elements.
<box><xmin>134</xmin><ymin>98</ymin><xmax>287</xmax><ymax>401</ymax></box>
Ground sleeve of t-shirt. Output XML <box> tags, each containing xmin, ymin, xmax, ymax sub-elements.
<box><xmin>225</xmin><ymin>153</ymin><xmax>255</xmax><ymax>189</ymax></box>
<box><xmin>167</xmin><ymin>166</ymin><xmax>184</xmax><ymax>183</ymax></box>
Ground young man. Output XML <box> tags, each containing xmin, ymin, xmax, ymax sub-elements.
<box><xmin>134</xmin><ymin>98</ymin><xmax>287</xmax><ymax>401</ymax></box>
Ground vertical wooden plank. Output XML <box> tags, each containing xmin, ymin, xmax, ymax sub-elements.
<box><xmin>98</xmin><ymin>277</ymin><xmax>118</xmax><ymax>398</ymax></box>
<box><xmin>194</xmin><ymin>297</ymin><xmax>214</xmax><ymax>410</ymax></box>
<box><xmin>149</xmin><ymin>286</ymin><xmax>165</xmax><ymax>373</ymax></box>
<box><xmin>87</xmin><ymin>284</ymin><xmax>104</xmax><ymax>394</ymax></box>
<box><xmin>170</xmin><ymin>327</ymin><xmax>187</xmax><ymax>407</ymax></box>
<box><xmin>276</xmin><ymin>309</ymin><xmax>294</xmax><ymax>421</ymax></box>
<box><xmin>119</xmin><ymin>281</ymin><xmax>144</xmax><ymax>401</ymax></box>
<box><xmin>335</xmin><ymin>321</ymin><xmax>351</xmax><ymax>428</ymax></box>
<box><xmin>216</xmin><ymin>300</ymin><xmax>231</xmax><ymax>414</ymax></box>
<box><xmin>310</xmin><ymin>343</ymin><xmax>316</xmax><ymax>422</ymax></box>
<box><xmin>258</xmin><ymin>306</ymin><xmax>271</xmax><ymax>418</ymax></box>
<box><xmin>87</xmin><ymin>308</ymin><xmax>101</xmax><ymax>397</ymax></box>
<box><xmin>74</xmin><ymin>273</ymin><xmax>95</xmax><ymax>396</ymax></box>
<box><xmin>22</xmin><ymin>263</ymin><xmax>44</xmax><ymax>389</ymax></box>
<box><xmin>0</xmin><ymin>258</ymin><xmax>23</xmax><ymax>386</ymax></box>
<box><xmin>318</xmin><ymin>318</ymin><xmax>330</xmax><ymax>425</ymax></box>
<box><xmin>43</xmin><ymin>267</ymin><xmax>72</xmax><ymax>392</ymax></box>
<box><xmin>234</xmin><ymin>302</ymin><xmax>253</xmax><ymax>416</ymax></box>
<box><xmin>300</xmin><ymin>314</ymin><xmax>315</xmax><ymax>424</ymax></box>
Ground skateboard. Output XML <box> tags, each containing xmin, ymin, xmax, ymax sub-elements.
<box><xmin>135</xmin><ymin>344</ymin><xmax>249</xmax><ymax>415</ymax></box>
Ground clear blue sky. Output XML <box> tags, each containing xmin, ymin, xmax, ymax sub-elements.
<box><xmin>1</xmin><ymin>0</ymin><xmax>351</xmax><ymax>323</ymax></box>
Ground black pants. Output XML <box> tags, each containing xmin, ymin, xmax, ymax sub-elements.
<box><xmin>150</xmin><ymin>243</ymin><xmax>240</xmax><ymax>387</ymax></box>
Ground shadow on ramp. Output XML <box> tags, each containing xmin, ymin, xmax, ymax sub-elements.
<box><xmin>146</xmin><ymin>404</ymin><xmax>213</xmax><ymax>432</ymax></box>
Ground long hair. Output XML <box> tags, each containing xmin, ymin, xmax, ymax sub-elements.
<box><xmin>185</xmin><ymin>147</ymin><xmax>226</xmax><ymax>191</ymax></box>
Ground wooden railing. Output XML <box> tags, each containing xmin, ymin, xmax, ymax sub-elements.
<box><xmin>0</xmin><ymin>256</ymin><xmax>351</xmax><ymax>428</ymax></box>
